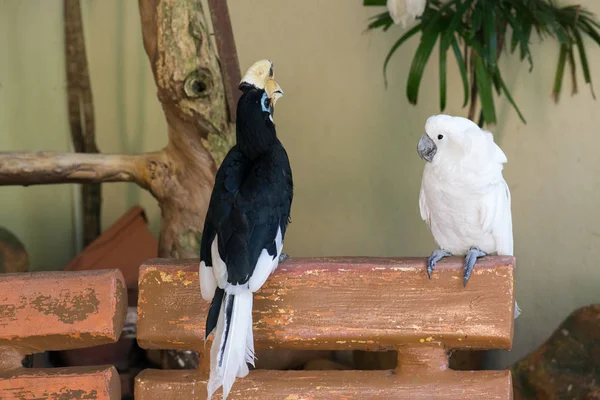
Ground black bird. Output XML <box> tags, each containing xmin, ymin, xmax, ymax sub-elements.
<box><xmin>199</xmin><ymin>60</ymin><xmax>293</xmax><ymax>399</ymax></box>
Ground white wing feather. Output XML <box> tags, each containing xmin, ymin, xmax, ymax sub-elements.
<box><xmin>478</xmin><ymin>135</ymin><xmax>513</xmax><ymax>256</ymax></box>
<box><xmin>418</xmin><ymin>176</ymin><xmax>430</xmax><ymax>225</ymax></box>
<box><xmin>199</xmin><ymin>261</ymin><xmax>217</xmax><ymax>301</ymax></box>
<box><xmin>479</xmin><ymin>179</ymin><xmax>513</xmax><ymax>256</ymax></box>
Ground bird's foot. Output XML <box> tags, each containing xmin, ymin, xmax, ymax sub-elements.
<box><xmin>463</xmin><ymin>247</ymin><xmax>486</xmax><ymax>287</ymax></box>
<box><xmin>278</xmin><ymin>253</ymin><xmax>289</xmax><ymax>263</ymax></box>
<box><xmin>427</xmin><ymin>249</ymin><xmax>451</xmax><ymax>279</ymax></box>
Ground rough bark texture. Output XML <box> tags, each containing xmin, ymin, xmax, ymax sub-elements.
<box><xmin>0</xmin><ymin>269</ymin><xmax>126</xmax><ymax>354</ymax></box>
<box><xmin>137</xmin><ymin>0</ymin><xmax>233</xmax><ymax>258</ymax></box>
<box><xmin>0</xmin><ymin>152</ymin><xmax>155</xmax><ymax>187</ymax></box>
<box><xmin>64</xmin><ymin>0</ymin><xmax>102</xmax><ymax>247</ymax></box>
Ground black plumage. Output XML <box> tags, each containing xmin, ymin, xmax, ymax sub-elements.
<box><xmin>200</xmin><ymin>83</ymin><xmax>293</xmax><ymax>340</ymax></box>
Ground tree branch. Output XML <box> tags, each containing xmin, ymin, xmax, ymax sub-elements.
<box><xmin>0</xmin><ymin>152</ymin><xmax>154</xmax><ymax>188</ymax></box>
<box><xmin>65</xmin><ymin>0</ymin><xmax>101</xmax><ymax>246</ymax></box>
<box><xmin>208</xmin><ymin>0</ymin><xmax>241</xmax><ymax>122</ymax></box>
<box><xmin>64</xmin><ymin>0</ymin><xmax>97</xmax><ymax>155</ymax></box>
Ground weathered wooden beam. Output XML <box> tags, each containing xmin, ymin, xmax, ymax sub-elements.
<box><xmin>0</xmin><ymin>269</ymin><xmax>127</xmax><ymax>354</ymax></box>
<box><xmin>135</xmin><ymin>367</ymin><xmax>512</xmax><ymax>400</ymax></box>
<box><xmin>137</xmin><ymin>257</ymin><xmax>515</xmax><ymax>351</ymax></box>
<box><xmin>0</xmin><ymin>366</ymin><xmax>120</xmax><ymax>399</ymax></box>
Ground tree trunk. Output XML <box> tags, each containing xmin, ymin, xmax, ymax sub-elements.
<box><xmin>137</xmin><ymin>0</ymin><xmax>234</xmax><ymax>257</ymax></box>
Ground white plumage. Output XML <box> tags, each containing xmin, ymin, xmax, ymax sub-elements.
<box><xmin>418</xmin><ymin>114</ymin><xmax>520</xmax><ymax>318</ymax></box>
<box><xmin>206</xmin><ymin>291</ymin><xmax>254</xmax><ymax>400</ymax></box>
<box><xmin>419</xmin><ymin>115</ymin><xmax>513</xmax><ymax>256</ymax></box>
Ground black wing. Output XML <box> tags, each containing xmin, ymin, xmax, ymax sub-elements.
<box><xmin>200</xmin><ymin>145</ymin><xmax>248</xmax><ymax>269</ymax></box>
<box><xmin>220</xmin><ymin>142</ymin><xmax>292</xmax><ymax>284</ymax></box>
<box><xmin>201</xmin><ymin>143</ymin><xmax>292</xmax><ymax>338</ymax></box>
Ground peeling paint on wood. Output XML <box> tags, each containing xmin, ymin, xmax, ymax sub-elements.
<box><xmin>0</xmin><ymin>270</ymin><xmax>127</xmax><ymax>353</ymax></box>
<box><xmin>30</xmin><ymin>288</ymin><xmax>100</xmax><ymax>324</ymax></box>
<box><xmin>137</xmin><ymin>257</ymin><xmax>515</xmax><ymax>352</ymax></box>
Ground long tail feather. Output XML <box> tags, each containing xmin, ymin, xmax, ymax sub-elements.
<box><xmin>207</xmin><ymin>291</ymin><xmax>254</xmax><ymax>400</ymax></box>
<box><xmin>205</xmin><ymin>288</ymin><xmax>225</xmax><ymax>341</ymax></box>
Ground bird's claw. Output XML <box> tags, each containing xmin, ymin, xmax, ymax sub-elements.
<box><xmin>426</xmin><ymin>249</ymin><xmax>451</xmax><ymax>279</ymax></box>
<box><xmin>278</xmin><ymin>253</ymin><xmax>289</xmax><ymax>263</ymax></box>
<box><xmin>463</xmin><ymin>247</ymin><xmax>486</xmax><ymax>286</ymax></box>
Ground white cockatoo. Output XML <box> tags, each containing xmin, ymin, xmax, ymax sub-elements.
<box><xmin>387</xmin><ymin>0</ymin><xmax>427</xmax><ymax>28</ymax></box>
<box><xmin>417</xmin><ymin>114</ymin><xmax>520</xmax><ymax>317</ymax></box>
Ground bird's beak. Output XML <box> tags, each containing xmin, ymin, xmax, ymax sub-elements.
<box><xmin>417</xmin><ymin>134</ymin><xmax>437</xmax><ymax>162</ymax></box>
<box><xmin>239</xmin><ymin>59</ymin><xmax>273</xmax><ymax>90</ymax></box>
<box><xmin>265</xmin><ymin>78</ymin><xmax>284</xmax><ymax>109</ymax></box>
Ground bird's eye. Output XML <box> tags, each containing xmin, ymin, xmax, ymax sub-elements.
<box><xmin>437</xmin><ymin>134</ymin><xmax>444</xmax><ymax>140</ymax></box>
<box><xmin>260</xmin><ymin>92</ymin><xmax>271</xmax><ymax>113</ymax></box>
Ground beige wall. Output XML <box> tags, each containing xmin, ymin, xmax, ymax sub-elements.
<box><xmin>1</xmin><ymin>0</ymin><xmax>599</xmax><ymax>368</ymax></box>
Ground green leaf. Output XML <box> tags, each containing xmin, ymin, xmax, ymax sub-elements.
<box><xmin>367</xmin><ymin>12</ymin><xmax>393</xmax><ymax>31</ymax></box>
<box><xmin>573</xmin><ymin>29</ymin><xmax>596</xmax><ymax>99</ymax></box>
<box><xmin>550</xmin><ymin>20</ymin><xmax>570</xmax><ymax>45</ymax></box>
<box><xmin>567</xmin><ymin>45</ymin><xmax>578</xmax><ymax>95</ymax></box>
<box><xmin>474</xmin><ymin>54</ymin><xmax>496</xmax><ymax>125</ymax></box>
<box><xmin>521</xmin><ymin>24</ymin><xmax>534</xmax><ymax>70</ymax></box>
<box><xmin>447</xmin><ymin>0</ymin><xmax>474</xmax><ymax>34</ymax></box>
<box><xmin>382</xmin><ymin>23</ymin><xmax>422</xmax><ymax>86</ymax></box>
<box><xmin>483</xmin><ymin>2</ymin><xmax>498</xmax><ymax>68</ymax></box>
<box><xmin>451</xmin><ymin>35</ymin><xmax>470</xmax><ymax>108</ymax></box>
<box><xmin>406</xmin><ymin>23</ymin><xmax>442</xmax><ymax>104</ymax></box>
<box><xmin>440</xmin><ymin>33</ymin><xmax>449</xmax><ymax>111</ymax></box>
<box><xmin>364</xmin><ymin>0</ymin><xmax>386</xmax><ymax>6</ymax></box>
<box><xmin>553</xmin><ymin>45</ymin><xmax>568</xmax><ymax>103</ymax></box>
<box><xmin>579</xmin><ymin>19</ymin><xmax>600</xmax><ymax>46</ymax></box>
<box><xmin>493</xmin><ymin>66</ymin><xmax>526</xmax><ymax>124</ymax></box>
<box><xmin>492</xmin><ymin>69</ymin><xmax>502</xmax><ymax>95</ymax></box>
<box><xmin>471</xmin><ymin>3</ymin><xmax>483</xmax><ymax>35</ymax></box>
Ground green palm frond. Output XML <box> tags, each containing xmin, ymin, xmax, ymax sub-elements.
<box><xmin>365</xmin><ymin>0</ymin><xmax>600</xmax><ymax>126</ymax></box>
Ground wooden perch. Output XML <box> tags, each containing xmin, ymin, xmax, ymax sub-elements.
<box><xmin>135</xmin><ymin>257</ymin><xmax>515</xmax><ymax>399</ymax></box>
<box><xmin>0</xmin><ymin>366</ymin><xmax>120</xmax><ymax>400</ymax></box>
<box><xmin>136</xmin><ymin>367</ymin><xmax>511</xmax><ymax>400</ymax></box>
<box><xmin>0</xmin><ymin>269</ymin><xmax>126</xmax><ymax>354</ymax></box>
<box><xmin>137</xmin><ymin>257</ymin><xmax>515</xmax><ymax>351</ymax></box>
<box><xmin>0</xmin><ymin>269</ymin><xmax>126</xmax><ymax>399</ymax></box>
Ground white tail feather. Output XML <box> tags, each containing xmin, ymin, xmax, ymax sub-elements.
<box><xmin>207</xmin><ymin>291</ymin><xmax>253</xmax><ymax>400</ymax></box>
<box><xmin>207</xmin><ymin>298</ymin><xmax>225</xmax><ymax>399</ymax></box>
<box><xmin>245</xmin><ymin>316</ymin><xmax>255</xmax><ymax>367</ymax></box>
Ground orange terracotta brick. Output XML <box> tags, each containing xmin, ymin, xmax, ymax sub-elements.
<box><xmin>0</xmin><ymin>366</ymin><xmax>120</xmax><ymax>399</ymax></box>
<box><xmin>137</xmin><ymin>257</ymin><xmax>515</xmax><ymax>351</ymax></box>
<box><xmin>0</xmin><ymin>269</ymin><xmax>127</xmax><ymax>354</ymax></box>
